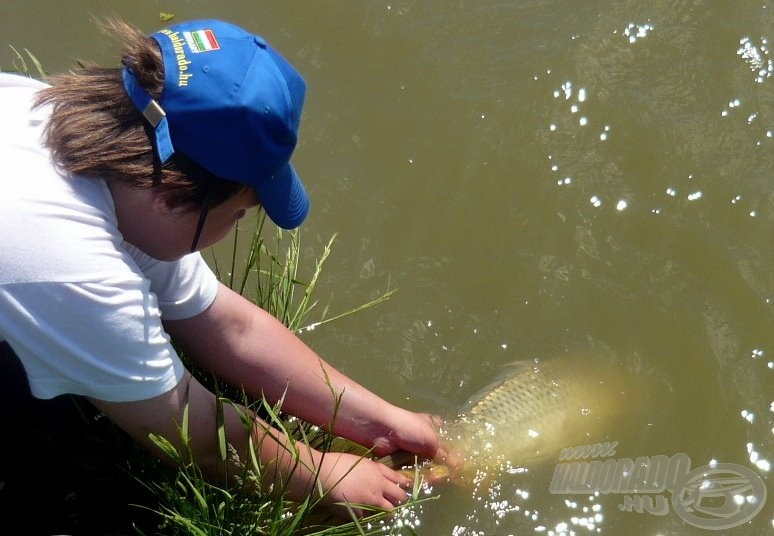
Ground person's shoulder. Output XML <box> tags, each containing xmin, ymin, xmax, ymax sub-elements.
<box><xmin>0</xmin><ymin>73</ymin><xmax>49</xmax><ymax>91</ymax></box>
<box><xmin>0</xmin><ymin>74</ymin><xmax>51</xmax><ymax>151</ymax></box>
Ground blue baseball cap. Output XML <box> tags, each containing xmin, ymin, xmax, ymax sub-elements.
<box><xmin>122</xmin><ymin>19</ymin><xmax>309</xmax><ymax>229</ymax></box>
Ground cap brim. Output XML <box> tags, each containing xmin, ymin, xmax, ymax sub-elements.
<box><xmin>256</xmin><ymin>164</ymin><xmax>309</xmax><ymax>229</ymax></box>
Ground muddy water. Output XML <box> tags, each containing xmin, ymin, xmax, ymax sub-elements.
<box><xmin>3</xmin><ymin>1</ymin><xmax>771</xmax><ymax>533</ymax></box>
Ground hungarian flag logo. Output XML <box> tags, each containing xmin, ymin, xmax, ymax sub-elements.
<box><xmin>184</xmin><ymin>29</ymin><xmax>220</xmax><ymax>53</ymax></box>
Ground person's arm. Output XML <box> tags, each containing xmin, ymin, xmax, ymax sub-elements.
<box><xmin>163</xmin><ymin>282</ymin><xmax>439</xmax><ymax>460</ymax></box>
<box><xmin>89</xmin><ymin>371</ymin><xmax>411</xmax><ymax>516</ymax></box>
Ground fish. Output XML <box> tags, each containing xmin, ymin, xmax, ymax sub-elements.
<box><xmin>384</xmin><ymin>353</ymin><xmax>650</xmax><ymax>485</ymax></box>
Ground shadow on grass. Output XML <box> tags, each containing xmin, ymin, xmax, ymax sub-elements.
<box><xmin>0</xmin><ymin>344</ymin><xmax>165</xmax><ymax>534</ymax></box>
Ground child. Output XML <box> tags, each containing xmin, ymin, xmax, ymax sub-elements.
<box><xmin>0</xmin><ymin>18</ymin><xmax>438</xmax><ymax>518</ymax></box>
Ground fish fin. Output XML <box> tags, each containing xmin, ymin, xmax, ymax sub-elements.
<box><xmin>499</xmin><ymin>358</ymin><xmax>539</xmax><ymax>373</ymax></box>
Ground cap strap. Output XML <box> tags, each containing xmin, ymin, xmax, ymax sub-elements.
<box><xmin>122</xmin><ymin>67</ymin><xmax>174</xmax><ymax>163</ymax></box>
<box><xmin>190</xmin><ymin>182</ymin><xmax>216</xmax><ymax>252</ymax></box>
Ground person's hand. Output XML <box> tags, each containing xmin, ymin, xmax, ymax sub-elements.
<box><xmin>371</xmin><ymin>410</ymin><xmax>442</xmax><ymax>459</ymax></box>
<box><xmin>316</xmin><ymin>450</ymin><xmax>412</xmax><ymax>518</ymax></box>
<box><xmin>372</xmin><ymin>416</ymin><xmax>472</xmax><ymax>487</ymax></box>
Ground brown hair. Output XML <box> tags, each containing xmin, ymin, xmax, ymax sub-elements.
<box><xmin>33</xmin><ymin>19</ymin><xmax>250</xmax><ymax>212</ymax></box>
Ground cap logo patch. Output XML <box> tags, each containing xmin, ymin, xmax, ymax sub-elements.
<box><xmin>184</xmin><ymin>29</ymin><xmax>220</xmax><ymax>53</ymax></box>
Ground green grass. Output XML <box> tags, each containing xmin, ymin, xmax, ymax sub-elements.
<box><xmin>1</xmin><ymin>45</ymin><xmax>45</xmax><ymax>77</ymax></box>
<box><xmin>130</xmin><ymin>213</ymin><xmax>430</xmax><ymax>535</ymax></box>
<box><xmin>211</xmin><ymin>210</ymin><xmax>397</xmax><ymax>334</ymax></box>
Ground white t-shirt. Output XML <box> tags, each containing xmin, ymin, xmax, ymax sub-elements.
<box><xmin>0</xmin><ymin>74</ymin><xmax>220</xmax><ymax>402</ymax></box>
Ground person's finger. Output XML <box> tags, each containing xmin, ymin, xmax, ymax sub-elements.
<box><xmin>428</xmin><ymin>412</ymin><xmax>444</xmax><ymax>428</ymax></box>
<box><xmin>383</xmin><ymin>480</ymin><xmax>409</xmax><ymax>507</ymax></box>
<box><xmin>379</xmin><ymin>462</ymin><xmax>412</xmax><ymax>487</ymax></box>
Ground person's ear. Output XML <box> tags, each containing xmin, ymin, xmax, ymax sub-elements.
<box><xmin>150</xmin><ymin>190</ymin><xmax>177</xmax><ymax>215</ymax></box>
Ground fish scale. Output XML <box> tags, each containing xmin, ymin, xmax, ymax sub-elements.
<box><xmin>390</xmin><ymin>354</ymin><xmax>649</xmax><ymax>485</ymax></box>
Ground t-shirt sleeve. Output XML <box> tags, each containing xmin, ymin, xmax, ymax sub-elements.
<box><xmin>0</xmin><ymin>252</ymin><xmax>219</xmax><ymax>402</ymax></box>
<box><xmin>0</xmin><ymin>277</ymin><xmax>185</xmax><ymax>402</ymax></box>
<box><xmin>126</xmin><ymin>246</ymin><xmax>220</xmax><ymax>321</ymax></box>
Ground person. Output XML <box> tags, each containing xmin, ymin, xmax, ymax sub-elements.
<box><xmin>0</xmin><ymin>18</ymin><xmax>439</xmax><ymax>518</ymax></box>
